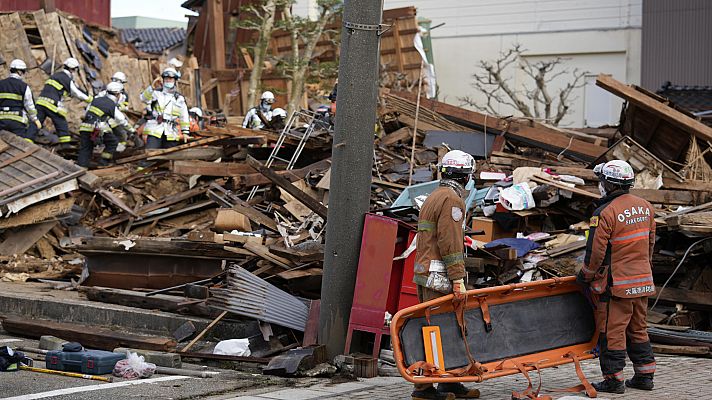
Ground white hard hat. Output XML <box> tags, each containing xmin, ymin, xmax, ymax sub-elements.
<box><xmin>189</xmin><ymin>107</ymin><xmax>203</xmax><ymax>118</ymax></box>
<box><xmin>9</xmin><ymin>59</ymin><xmax>27</xmax><ymax>71</ymax></box>
<box><xmin>168</xmin><ymin>58</ymin><xmax>183</xmax><ymax>69</ymax></box>
<box><xmin>106</xmin><ymin>81</ymin><xmax>124</xmax><ymax>94</ymax></box>
<box><xmin>161</xmin><ymin>67</ymin><xmax>179</xmax><ymax>78</ymax></box>
<box><xmin>63</xmin><ymin>57</ymin><xmax>80</xmax><ymax>69</ymax></box>
<box><xmin>272</xmin><ymin>107</ymin><xmax>287</xmax><ymax>118</ymax></box>
<box><xmin>439</xmin><ymin>150</ymin><xmax>475</xmax><ymax>175</ymax></box>
<box><xmin>594</xmin><ymin>160</ymin><xmax>635</xmax><ymax>186</ymax></box>
<box><xmin>261</xmin><ymin>91</ymin><xmax>275</xmax><ymax>103</ymax></box>
<box><xmin>112</xmin><ymin>71</ymin><xmax>127</xmax><ymax>83</ymax></box>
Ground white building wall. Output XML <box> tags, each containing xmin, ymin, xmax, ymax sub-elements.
<box><xmin>292</xmin><ymin>0</ymin><xmax>643</xmax><ymax>127</ymax></box>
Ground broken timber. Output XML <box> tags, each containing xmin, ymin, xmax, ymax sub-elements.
<box><xmin>1</xmin><ymin>318</ymin><xmax>177</xmax><ymax>352</ymax></box>
<box><xmin>246</xmin><ymin>156</ymin><xmax>328</xmax><ymax>220</ymax></box>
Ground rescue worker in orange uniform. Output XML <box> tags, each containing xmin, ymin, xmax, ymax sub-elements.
<box><xmin>411</xmin><ymin>150</ymin><xmax>480</xmax><ymax>400</ymax></box>
<box><xmin>577</xmin><ymin>160</ymin><xmax>656</xmax><ymax>394</ymax></box>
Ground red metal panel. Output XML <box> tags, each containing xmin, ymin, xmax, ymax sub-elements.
<box><xmin>398</xmin><ymin>230</ymin><xmax>419</xmax><ymax>310</ymax></box>
<box><xmin>0</xmin><ymin>0</ymin><xmax>110</xmax><ymax>26</ymax></box>
<box><xmin>349</xmin><ymin>213</ymin><xmax>399</xmax><ymax>328</ymax></box>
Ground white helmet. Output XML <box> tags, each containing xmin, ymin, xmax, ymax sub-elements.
<box><xmin>168</xmin><ymin>57</ymin><xmax>183</xmax><ymax>69</ymax></box>
<box><xmin>9</xmin><ymin>59</ymin><xmax>27</xmax><ymax>71</ymax></box>
<box><xmin>439</xmin><ymin>150</ymin><xmax>475</xmax><ymax>175</ymax></box>
<box><xmin>161</xmin><ymin>67</ymin><xmax>179</xmax><ymax>78</ymax></box>
<box><xmin>112</xmin><ymin>71</ymin><xmax>127</xmax><ymax>83</ymax></box>
<box><xmin>594</xmin><ymin>160</ymin><xmax>635</xmax><ymax>187</ymax></box>
<box><xmin>106</xmin><ymin>81</ymin><xmax>124</xmax><ymax>95</ymax></box>
<box><xmin>63</xmin><ymin>57</ymin><xmax>80</xmax><ymax>69</ymax></box>
<box><xmin>272</xmin><ymin>107</ymin><xmax>287</xmax><ymax>118</ymax></box>
<box><xmin>189</xmin><ymin>107</ymin><xmax>203</xmax><ymax>118</ymax></box>
<box><xmin>261</xmin><ymin>91</ymin><xmax>275</xmax><ymax>104</ymax></box>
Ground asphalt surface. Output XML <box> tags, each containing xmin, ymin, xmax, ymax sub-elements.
<box><xmin>0</xmin><ymin>333</ymin><xmax>283</xmax><ymax>400</ymax></box>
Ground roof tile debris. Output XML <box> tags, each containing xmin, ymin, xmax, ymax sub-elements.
<box><xmin>120</xmin><ymin>27</ymin><xmax>186</xmax><ymax>54</ymax></box>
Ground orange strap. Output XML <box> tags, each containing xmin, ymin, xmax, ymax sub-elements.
<box><xmin>406</xmin><ymin>360</ymin><xmax>442</xmax><ymax>376</ymax></box>
<box><xmin>545</xmin><ymin>352</ymin><xmax>597</xmax><ymax>398</ymax></box>
<box><xmin>479</xmin><ymin>297</ymin><xmax>492</xmax><ymax>332</ymax></box>
<box><xmin>451</xmin><ymin>294</ymin><xmax>487</xmax><ymax>377</ymax></box>
<box><xmin>510</xmin><ymin>360</ymin><xmax>552</xmax><ymax>400</ymax></box>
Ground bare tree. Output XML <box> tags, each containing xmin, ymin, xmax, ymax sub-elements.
<box><xmin>236</xmin><ymin>0</ymin><xmax>279</xmax><ymax>107</ymax></box>
<box><xmin>277</xmin><ymin>0</ymin><xmax>341</xmax><ymax>114</ymax></box>
<box><xmin>460</xmin><ymin>44</ymin><xmax>586</xmax><ymax>126</ymax></box>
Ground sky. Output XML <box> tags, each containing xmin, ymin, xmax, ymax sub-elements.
<box><xmin>111</xmin><ymin>0</ymin><xmax>197</xmax><ymax>22</ymax></box>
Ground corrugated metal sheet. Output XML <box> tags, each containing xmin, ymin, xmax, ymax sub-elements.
<box><xmin>0</xmin><ymin>0</ymin><xmax>110</xmax><ymax>26</ymax></box>
<box><xmin>641</xmin><ymin>0</ymin><xmax>712</xmax><ymax>90</ymax></box>
<box><xmin>209</xmin><ymin>264</ymin><xmax>309</xmax><ymax>331</ymax></box>
<box><xmin>121</xmin><ymin>27</ymin><xmax>186</xmax><ymax>54</ymax></box>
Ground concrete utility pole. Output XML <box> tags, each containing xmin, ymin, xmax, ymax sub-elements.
<box><xmin>319</xmin><ymin>0</ymin><xmax>383</xmax><ymax>358</ymax></box>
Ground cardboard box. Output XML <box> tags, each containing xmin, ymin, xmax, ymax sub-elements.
<box><xmin>471</xmin><ymin>217</ymin><xmax>517</xmax><ymax>242</ymax></box>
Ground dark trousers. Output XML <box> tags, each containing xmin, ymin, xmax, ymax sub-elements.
<box><xmin>595</xmin><ymin>295</ymin><xmax>656</xmax><ymax>381</ymax></box>
<box><xmin>26</xmin><ymin>105</ymin><xmax>69</xmax><ymax>142</ymax></box>
<box><xmin>78</xmin><ymin>131</ymin><xmax>119</xmax><ymax>168</ymax></box>
<box><xmin>146</xmin><ymin>134</ymin><xmax>179</xmax><ymax>150</ymax></box>
<box><xmin>0</xmin><ymin>119</ymin><xmax>27</xmax><ymax>137</ymax></box>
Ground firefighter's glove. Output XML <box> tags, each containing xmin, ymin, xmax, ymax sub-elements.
<box><xmin>34</xmin><ymin>120</ymin><xmax>42</xmax><ymax>130</ymax></box>
<box><xmin>452</xmin><ymin>279</ymin><xmax>466</xmax><ymax>298</ymax></box>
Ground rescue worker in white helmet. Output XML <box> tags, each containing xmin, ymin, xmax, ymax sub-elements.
<box><xmin>0</xmin><ymin>59</ymin><xmax>40</xmax><ymax>140</ymax></box>
<box><xmin>77</xmin><ymin>81</ymin><xmax>132</xmax><ymax>167</ymax></box>
<box><xmin>96</xmin><ymin>71</ymin><xmax>133</xmax><ymax>151</ymax></box>
<box><xmin>188</xmin><ymin>107</ymin><xmax>204</xmax><ymax>133</ymax></box>
<box><xmin>140</xmin><ymin>67</ymin><xmax>190</xmax><ymax>149</ymax></box>
<box><xmin>578</xmin><ymin>160</ymin><xmax>657</xmax><ymax>394</ymax></box>
<box><xmin>410</xmin><ymin>150</ymin><xmax>481</xmax><ymax>400</ymax></box>
<box><xmin>27</xmin><ymin>57</ymin><xmax>91</xmax><ymax>148</ymax></box>
<box><xmin>242</xmin><ymin>91</ymin><xmax>275</xmax><ymax>129</ymax></box>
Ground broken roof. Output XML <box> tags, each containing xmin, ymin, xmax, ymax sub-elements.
<box><xmin>120</xmin><ymin>27</ymin><xmax>186</xmax><ymax>54</ymax></box>
<box><xmin>0</xmin><ymin>131</ymin><xmax>85</xmax><ymax>216</ymax></box>
<box><xmin>658</xmin><ymin>82</ymin><xmax>712</xmax><ymax>126</ymax></box>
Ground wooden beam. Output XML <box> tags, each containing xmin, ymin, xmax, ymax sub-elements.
<box><xmin>389</xmin><ymin>92</ymin><xmax>607</xmax><ymax>160</ymax></box>
<box><xmin>0</xmin><ymin>198</ymin><xmax>74</xmax><ymax>229</ymax></box>
<box><xmin>652</xmin><ymin>286</ymin><xmax>712</xmax><ymax>310</ymax></box>
<box><xmin>81</xmin><ymin>286</ymin><xmax>218</xmax><ymax>318</ymax></box>
<box><xmin>207</xmin><ymin>0</ymin><xmax>226</xmax><ymax>70</ymax></box>
<box><xmin>596</xmin><ymin>74</ymin><xmax>712</xmax><ymax>143</ymax></box>
<box><xmin>246</xmin><ymin>156</ymin><xmax>328</xmax><ymax>220</ymax></box>
<box><xmin>171</xmin><ymin>160</ymin><xmax>256</xmax><ymax>176</ymax></box>
<box><xmin>1</xmin><ymin>318</ymin><xmax>176</xmax><ymax>352</ymax></box>
<box><xmin>0</xmin><ymin>221</ymin><xmax>56</xmax><ymax>256</ymax></box>
<box><xmin>181</xmin><ymin>310</ymin><xmax>228</xmax><ymax>353</ymax></box>
<box><xmin>115</xmin><ymin>136</ymin><xmax>229</xmax><ymax>164</ymax></box>
<box><xmin>238</xmin><ymin>159</ymin><xmax>331</xmax><ymax>187</ymax></box>
<box><xmin>630</xmin><ymin>189</ymin><xmax>704</xmax><ymax>205</ymax></box>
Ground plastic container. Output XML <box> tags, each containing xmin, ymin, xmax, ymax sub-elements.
<box><xmin>45</xmin><ymin>349</ymin><xmax>126</xmax><ymax>375</ymax></box>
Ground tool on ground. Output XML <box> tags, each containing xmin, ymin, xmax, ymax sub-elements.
<box><xmin>391</xmin><ymin>276</ymin><xmax>598</xmax><ymax>399</ymax></box>
<box><xmin>46</xmin><ymin>344</ymin><xmax>126</xmax><ymax>375</ymax></box>
<box><xmin>20</xmin><ymin>365</ymin><xmax>112</xmax><ymax>382</ymax></box>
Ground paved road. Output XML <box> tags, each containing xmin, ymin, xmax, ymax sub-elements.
<box><xmin>226</xmin><ymin>355</ymin><xmax>712</xmax><ymax>400</ymax></box>
<box><xmin>2</xmin><ymin>331</ymin><xmax>710</xmax><ymax>400</ymax></box>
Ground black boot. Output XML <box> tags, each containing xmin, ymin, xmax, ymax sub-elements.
<box><xmin>626</xmin><ymin>374</ymin><xmax>654</xmax><ymax>391</ymax></box>
<box><xmin>437</xmin><ymin>383</ymin><xmax>480</xmax><ymax>398</ymax></box>
<box><xmin>412</xmin><ymin>386</ymin><xmax>455</xmax><ymax>400</ymax></box>
<box><xmin>592</xmin><ymin>378</ymin><xmax>625</xmax><ymax>394</ymax></box>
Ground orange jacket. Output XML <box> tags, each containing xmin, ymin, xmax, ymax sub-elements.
<box><xmin>579</xmin><ymin>191</ymin><xmax>656</xmax><ymax>298</ymax></box>
<box><xmin>413</xmin><ymin>183</ymin><xmax>467</xmax><ymax>287</ymax></box>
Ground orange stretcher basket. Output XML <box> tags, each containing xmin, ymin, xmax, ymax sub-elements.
<box><xmin>390</xmin><ymin>277</ymin><xmax>599</xmax><ymax>398</ymax></box>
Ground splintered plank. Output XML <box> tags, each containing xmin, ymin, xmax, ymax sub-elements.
<box><xmin>58</xmin><ymin>14</ymin><xmax>89</xmax><ymax>90</ymax></box>
<box><xmin>115</xmin><ymin>135</ymin><xmax>229</xmax><ymax>164</ymax></box>
<box><xmin>596</xmin><ymin>74</ymin><xmax>712</xmax><ymax>144</ymax></box>
<box><xmin>0</xmin><ymin>197</ymin><xmax>74</xmax><ymax>229</ymax></box>
<box><xmin>0</xmin><ymin>13</ymin><xmax>37</xmax><ymax>69</ymax></box>
<box><xmin>0</xmin><ymin>221</ymin><xmax>57</xmax><ymax>256</ymax></box>
<box><xmin>1</xmin><ymin>318</ymin><xmax>177</xmax><ymax>352</ymax></box>
<box><xmin>247</xmin><ymin>156</ymin><xmax>328</xmax><ymax>220</ymax></box>
<box><xmin>32</xmin><ymin>10</ymin><xmax>71</xmax><ymax>65</ymax></box>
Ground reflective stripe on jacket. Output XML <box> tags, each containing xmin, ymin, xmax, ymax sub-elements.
<box><xmin>580</xmin><ymin>191</ymin><xmax>656</xmax><ymax>298</ymax></box>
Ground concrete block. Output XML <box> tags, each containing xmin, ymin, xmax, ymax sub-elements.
<box><xmin>113</xmin><ymin>347</ymin><xmax>182</xmax><ymax>368</ymax></box>
<box><xmin>39</xmin><ymin>335</ymin><xmax>67</xmax><ymax>350</ymax></box>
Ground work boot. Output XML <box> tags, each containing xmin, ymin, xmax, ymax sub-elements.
<box><xmin>411</xmin><ymin>386</ymin><xmax>455</xmax><ymax>400</ymax></box>
<box><xmin>592</xmin><ymin>378</ymin><xmax>625</xmax><ymax>394</ymax></box>
<box><xmin>438</xmin><ymin>383</ymin><xmax>480</xmax><ymax>398</ymax></box>
<box><xmin>625</xmin><ymin>374</ymin><xmax>654</xmax><ymax>391</ymax></box>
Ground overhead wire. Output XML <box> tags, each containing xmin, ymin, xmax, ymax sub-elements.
<box><xmin>650</xmin><ymin>237</ymin><xmax>712</xmax><ymax>311</ymax></box>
